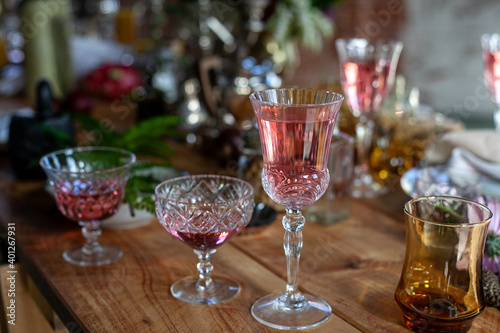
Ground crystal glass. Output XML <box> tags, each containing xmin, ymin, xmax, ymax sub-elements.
<box><xmin>40</xmin><ymin>146</ymin><xmax>136</xmax><ymax>266</ymax></box>
<box><xmin>155</xmin><ymin>174</ymin><xmax>254</xmax><ymax>304</ymax></box>
<box><xmin>481</xmin><ymin>33</ymin><xmax>500</xmax><ymax>130</ymax></box>
<box><xmin>395</xmin><ymin>196</ymin><xmax>492</xmax><ymax>333</ymax></box>
<box><xmin>335</xmin><ymin>38</ymin><xmax>403</xmax><ymax>198</ymax></box>
<box><xmin>250</xmin><ymin>88</ymin><xmax>343</xmax><ymax>330</ymax></box>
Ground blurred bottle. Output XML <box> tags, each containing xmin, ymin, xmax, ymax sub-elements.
<box><xmin>115</xmin><ymin>0</ymin><xmax>166</xmax><ymax>52</ymax></box>
<box><xmin>19</xmin><ymin>0</ymin><xmax>74</xmax><ymax>101</ymax></box>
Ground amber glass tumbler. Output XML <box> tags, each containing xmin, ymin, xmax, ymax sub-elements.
<box><xmin>395</xmin><ymin>196</ymin><xmax>492</xmax><ymax>333</ymax></box>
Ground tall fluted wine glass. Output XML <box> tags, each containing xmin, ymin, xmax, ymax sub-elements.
<box><xmin>40</xmin><ymin>146</ymin><xmax>136</xmax><ymax>266</ymax></box>
<box><xmin>250</xmin><ymin>88</ymin><xmax>343</xmax><ymax>330</ymax></box>
<box><xmin>155</xmin><ymin>175</ymin><xmax>254</xmax><ymax>304</ymax></box>
<box><xmin>335</xmin><ymin>38</ymin><xmax>403</xmax><ymax>198</ymax></box>
<box><xmin>481</xmin><ymin>33</ymin><xmax>500</xmax><ymax>130</ymax></box>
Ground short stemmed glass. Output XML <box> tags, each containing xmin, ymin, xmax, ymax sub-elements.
<box><xmin>335</xmin><ymin>38</ymin><xmax>403</xmax><ymax>198</ymax></box>
<box><xmin>40</xmin><ymin>146</ymin><xmax>136</xmax><ymax>266</ymax></box>
<box><xmin>250</xmin><ymin>88</ymin><xmax>343</xmax><ymax>330</ymax></box>
<box><xmin>155</xmin><ymin>174</ymin><xmax>254</xmax><ymax>304</ymax></box>
<box><xmin>481</xmin><ymin>33</ymin><xmax>500</xmax><ymax>130</ymax></box>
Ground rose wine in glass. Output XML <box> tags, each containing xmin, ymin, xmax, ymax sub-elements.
<box><xmin>341</xmin><ymin>60</ymin><xmax>391</xmax><ymax>115</ymax></box>
<box><xmin>155</xmin><ymin>174</ymin><xmax>254</xmax><ymax>305</ymax></box>
<box><xmin>336</xmin><ymin>38</ymin><xmax>403</xmax><ymax>198</ymax></box>
<box><xmin>40</xmin><ymin>147</ymin><xmax>135</xmax><ymax>266</ymax></box>
<box><xmin>481</xmin><ymin>33</ymin><xmax>500</xmax><ymax>130</ymax></box>
<box><xmin>54</xmin><ymin>179</ymin><xmax>125</xmax><ymax>221</ymax></box>
<box><xmin>250</xmin><ymin>88</ymin><xmax>343</xmax><ymax>330</ymax></box>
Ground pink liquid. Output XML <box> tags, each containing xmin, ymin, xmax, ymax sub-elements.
<box><xmin>170</xmin><ymin>230</ymin><xmax>240</xmax><ymax>250</ymax></box>
<box><xmin>340</xmin><ymin>60</ymin><xmax>391</xmax><ymax>115</ymax></box>
<box><xmin>483</xmin><ymin>50</ymin><xmax>500</xmax><ymax>104</ymax></box>
<box><xmin>54</xmin><ymin>179</ymin><xmax>125</xmax><ymax>222</ymax></box>
<box><xmin>159</xmin><ymin>209</ymin><xmax>247</xmax><ymax>250</ymax></box>
<box><xmin>255</xmin><ymin>106</ymin><xmax>336</xmax><ymax>210</ymax></box>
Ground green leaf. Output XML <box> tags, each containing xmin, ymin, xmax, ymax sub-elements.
<box><xmin>486</xmin><ymin>232</ymin><xmax>500</xmax><ymax>258</ymax></box>
<box><xmin>38</xmin><ymin>124</ymin><xmax>74</xmax><ymax>145</ymax></box>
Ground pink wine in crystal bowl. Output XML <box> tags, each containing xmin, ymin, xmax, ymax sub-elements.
<box><xmin>481</xmin><ymin>33</ymin><xmax>500</xmax><ymax>130</ymax></box>
<box><xmin>482</xmin><ymin>50</ymin><xmax>500</xmax><ymax>104</ymax></box>
<box><xmin>341</xmin><ymin>60</ymin><xmax>391</xmax><ymax>116</ymax></box>
<box><xmin>54</xmin><ymin>179</ymin><xmax>125</xmax><ymax>222</ymax></box>
<box><xmin>336</xmin><ymin>38</ymin><xmax>403</xmax><ymax>198</ymax></box>
<box><xmin>155</xmin><ymin>174</ymin><xmax>254</xmax><ymax>305</ymax></box>
<box><xmin>40</xmin><ymin>146</ymin><xmax>135</xmax><ymax>266</ymax></box>
<box><xmin>250</xmin><ymin>88</ymin><xmax>343</xmax><ymax>330</ymax></box>
<box><xmin>255</xmin><ymin>107</ymin><xmax>336</xmax><ymax>210</ymax></box>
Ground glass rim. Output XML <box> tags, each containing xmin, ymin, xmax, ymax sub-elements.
<box><xmin>481</xmin><ymin>33</ymin><xmax>500</xmax><ymax>41</ymax></box>
<box><xmin>155</xmin><ymin>174</ymin><xmax>254</xmax><ymax>206</ymax></box>
<box><xmin>335</xmin><ymin>37</ymin><xmax>403</xmax><ymax>48</ymax></box>
<box><xmin>249</xmin><ymin>88</ymin><xmax>344</xmax><ymax>108</ymax></box>
<box><xmin>404</xmin><ymin>195</ymin><xmax>492</xmax><ymax>228</ymax></box>
<box><xmin>39</xmin><ymin>146</ymin><xmax>136</xmax><ymax>175</ymax></box>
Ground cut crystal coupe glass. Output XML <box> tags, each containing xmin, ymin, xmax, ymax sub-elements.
<box><xmin>40</xmin><ymin>146</ymin><xmax>136</xmax><ymax>266</ymax></box>
<box><xmin>335</xmin><ymin>38</ymin><xmax>403</xmax><ymax>198</ymax></box>
<box><xmin>155</xmin><ymin>174</ymin><xmax>254</xmax><ymax>304</ymax></box>
<box><xmin>250</xmin><ymin>88</ymin><xmax>344</xmax><ymax>330</ymax></box>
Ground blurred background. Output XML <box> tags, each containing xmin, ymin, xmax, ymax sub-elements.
<box><xmin>1</xmin><ymin>0</ymin><xmax>500</xmax><ymax>187</ymax></box>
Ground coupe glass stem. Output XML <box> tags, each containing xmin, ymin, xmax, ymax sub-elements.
<box><xmin>279</xmin><ymin>209</ymin><xmax>307</xmax><ymax>309</ymax></box>
<box><xmin>79</xmin><ymin>221</ymin><xmax>104</xmax><ymax>255</ymax></box>
<box><xmin>354</xmin><ymin>116</ymin><xmax>374</xmax><ymax>181</ymax></box>
<box><xmin>494</xmin><ymin>105</ymin><xmax>500</xmax><ymax>131</ymax></box>
<box><xmin>194</xmin><ymin>249</ymin><xmax>216</xmax><ymax>292</ymax></box>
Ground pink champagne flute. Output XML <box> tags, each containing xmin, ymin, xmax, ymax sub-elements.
<box><xmin>155</xmin><ymin>174</ymin><xmax>254</xmax><ymax>304</ymax></box>
<box><xmin>250</xmin><ymin>88</ymin><xmax>343</xmax><ymax>330</ymax></box>
<box><xmin>335</xmin><ymin>38</ymin><xmax>403</xmax><ymax>198</ymax></box>
<box><xmin>481</xmin><ymin>33</ymin><xmax>500</xmax><ymax>130</ymax></box>
<box><xmin>40</xmin><ymin>147</ymin><xmax>135</xmax><ymax>266</ymax></box>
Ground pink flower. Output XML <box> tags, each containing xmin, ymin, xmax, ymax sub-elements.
<box><xmin>480</xmin><ymin>196</ymin><xmax>500</xmax><ymax>274</ymax></box>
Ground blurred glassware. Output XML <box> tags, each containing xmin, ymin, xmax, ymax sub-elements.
<box><xmin>335</xmin><ymin>38</ymin><xmax>403</xmax><ymax>198</ymax></box>
<box><xmin>400</xmin><ymin>165</ymin><xmax>482</xmax><ymax>201</ymax></box>
<box><xmin>304</xmin><ymin>130</ymin><xmax>354</xmax><ymax>225</ymax></box>
<box><xmin>370</xmin><ymin>82</ymin><xmax>464</xmax><ymax>188</ymax></box>
<box><xmin>237</xmin><ymin>127</ymin><xmax>282</xmax><ymax>213</ymax></box>
<box><xmin>481</xmin><ymin>33</ymin><xmax>500</xmax><ymax>130</ymax></box>
<box><xmin>177</xmin><ymin>78</ymin><xmax>210</xmax><ymax>133</ymax></box>
<box><xmin>0</xmin><ymin>0</ymin><xmax>24</xmax><ymax>66</ymax></box>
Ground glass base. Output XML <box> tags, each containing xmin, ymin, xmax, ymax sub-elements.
<box><xmin>63</xmin><ymin>245</ymin><xmax>122</xmax><ymax>266</ymax></box>
<box><xmin>251</xmin><ymin>293</ymin><xmax>331</xmax><ymax>330</ymax></box>
<box><xmin>350</xmin><ymin>174</ymin><xmax>388</xmax><ymax>198</ymax></box>
<box><xmin>170</xmin><ymin>276</ymin><xmax>240</xmax><ymax>305</ymax></box>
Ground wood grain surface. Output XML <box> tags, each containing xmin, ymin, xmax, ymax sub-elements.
<box><xmin>0</xmin><ymin>144</ymin><xmax>499</xmax><ymax>332</ymax></box>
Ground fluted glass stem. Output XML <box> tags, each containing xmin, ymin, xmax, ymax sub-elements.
<box><xmin>195</xmin><ymin>249</ymin><xmax>216</xmax><ymax>292</ymax></box>
<box><xmin>79</xmin><ymin>221</ymin><xmax>103</xmax><ymax>256</ymax></box>
<box><xmin>279</xmin><ymin>209</ymin><xmax>307</xmax><ymax>309</ymax></box>
<box><xmin>354</xmin><ymin>117</ymin><xmax>374</xmax><ymax>184</ymax></box>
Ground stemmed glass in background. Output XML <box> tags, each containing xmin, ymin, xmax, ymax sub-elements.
<box><xmin>481</xmin><ymin>33</ymin><xmax>500</xmax><ymax>130</ymax></box>
<box><xmin>40</xmin><ymin>146</ymin><xmax>136</xmax><ymax>266</ymax></box>
<box><xmin>335</xmin><ymin>38</ymin><xmax>403</xmax><ymax>198</ymax></box>
<box><xmin>250</xmin><ymin>88</ymin><xmax>343</xmax><ymax>330</ymax></box>
<box><xmin>155</xmin><ymin>175</ymin><xmax>254</xmax><ymax>304</ymax></box>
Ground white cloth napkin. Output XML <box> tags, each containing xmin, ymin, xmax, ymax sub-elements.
<box><xmin>425</xmin><ymin>129</ymin><xmax>500</xmax><ymax>197</ymax></box>
<box><xmin>426</xmin><ymin>129</ymin><xmax>500</xmax><ymax>164</ymax></box>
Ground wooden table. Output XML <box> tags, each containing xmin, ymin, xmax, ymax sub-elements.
<box><xmin>0</xmin><ymin>147</ymin><xmax>499</xmax><ymax>333</ymax></box>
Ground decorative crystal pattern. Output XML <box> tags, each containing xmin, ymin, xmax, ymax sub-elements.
<box><xmin>156</xmin><ymin>175</ymin><xmax>254</xmax><ymax>235</ymax></box>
